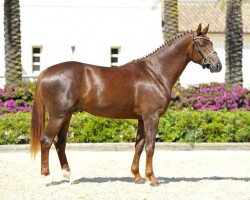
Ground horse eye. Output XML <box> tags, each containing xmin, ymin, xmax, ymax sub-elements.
<box><xmin>200</xmin><ymin>44</ymin><xmax>206</xmax><ymax>48</ymax></box>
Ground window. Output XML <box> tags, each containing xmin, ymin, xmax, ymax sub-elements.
<box><xmin>110</xmin><ymin>46</ymin><xmax>120</xmax><ymax>67</ymax></box>
<box><xmin>32</xmin><ymin>46</ymin><xmax>42</xmax><ymax>72</ymax></box>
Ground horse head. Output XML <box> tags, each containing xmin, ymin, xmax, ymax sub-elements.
<box><xmin>189</xmin><ymin>24</ymin><xmax>222</xmax><ymax>73</ymax></box>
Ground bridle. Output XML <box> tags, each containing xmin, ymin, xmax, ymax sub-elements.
<box><xmin>191</xmin><ymin>32</ymin><xmax>217</xmax><ymax>69</ymax></box>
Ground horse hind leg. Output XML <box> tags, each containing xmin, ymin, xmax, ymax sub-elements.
<box><xmin>54</xmin><ymin>114</ymin><xmax>79</xmax><ymax>184</ymax></box>
<box><xmin>131</xmin><ymin>120</ymin><xmax>146</xmax><ymax>184</ymax></box>
<box><xmin>40</xmin><ymin>115</ymin><xmax>66</xmax><ymax>186</ymax></box>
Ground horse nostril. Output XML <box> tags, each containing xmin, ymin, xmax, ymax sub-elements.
<box><xmin>216</xmin><ymin>61</ymin><xmax>222</xmax><ymax>71</ymax></box>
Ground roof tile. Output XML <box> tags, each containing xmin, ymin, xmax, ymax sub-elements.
<box><xmin>178</xmin><ymin>2</ymin><xmax>250</xmax><ymax>33</ymax></box>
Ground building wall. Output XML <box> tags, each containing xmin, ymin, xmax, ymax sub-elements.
<box><xmin>0</xmin><ymin>0</ymin><xmax>250</xmax><ymax>88</ymax></box>
<box><xmin>19</xmin><ymin>0</ymin><xmax>163</xmax><ymax>73</ymax></box>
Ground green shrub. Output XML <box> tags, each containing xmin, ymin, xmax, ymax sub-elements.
<box><xmin>0</xmin><ymin>110</ymin><xmax>250</xmax><ymax>144</ymax></box>
<box><xmin>0</xmin><ymin>112</ymin><xmax>31</xmax><ymax>144</ymax></box>
<box><xmin>158</xmin><ymin>110</ymin><xmax>250</xmax><ymax>142</ymax></box>
<box><xmin>68</xmin><ymin>113</ymin><xmax>137</xmax><ymax>143</ymax></box>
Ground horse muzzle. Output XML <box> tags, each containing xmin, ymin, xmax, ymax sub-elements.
<box><xmin>202</xmin><ymin>60</ymin><xmax>222</xmax><ymax>73</ymax></box>
<box><xmin>201</xmin><ymin>50</ymin><xmax>222</xmax><ymax>73</ymax></box>
<box><xmin>209</xmin><ymin>60</ymin><xmax>222</xmax><ymax>73</ymax></box>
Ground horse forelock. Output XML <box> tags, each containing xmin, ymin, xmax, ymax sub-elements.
<box><xmin>134</xmin><ymin>30</ymin><xmax>191</xmax><ymax>61</ymax></box>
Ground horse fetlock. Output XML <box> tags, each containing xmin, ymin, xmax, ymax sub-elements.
<box><xmin>131</xmin><ymin>165</ymin><xmax>139</xmax><ymax>175</ymax></box>
<box><xmin>145</xmin><ymin>171</ymin><xmax>154</xmax><ymax>179</ymax></box>
<box><xmin>41</xmin><ymin>165</ymin><xmax>50</xmax><ymax>176</ymax></box>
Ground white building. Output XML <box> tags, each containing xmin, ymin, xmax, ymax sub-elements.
<box><xmin>0</xmin><ymin>0</ymin><xmax>249</xmax><ymax>88</ymax></box>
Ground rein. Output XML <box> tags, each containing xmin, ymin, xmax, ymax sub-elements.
<box><xmin>191</xmin><ymin>32</ymin><xmax>217</xmax><ymax>69</ymax></box>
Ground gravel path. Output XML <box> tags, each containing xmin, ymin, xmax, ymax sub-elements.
<box><xmin>0</xmin><ymin>148</ymin><xmax>249</xmax><ymax>200</ymax></box>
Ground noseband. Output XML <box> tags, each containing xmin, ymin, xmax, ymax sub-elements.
<box><xmin>191</xmin><ymin>32</ymin><xmax>217</xmax><ymax>69</ymax></box>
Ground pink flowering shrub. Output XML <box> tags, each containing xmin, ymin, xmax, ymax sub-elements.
<box><xmin>0</xmin><ymin>82</ymin><xmax>249</xmax><ymax>114</ymax></box>
<box><xmin>170</xmin><ymin>83</ymin><xmax>250</xmax><ymax>111</ymax></box>
<box><xmin>0</xmin><ymin>81</ymin><xmax>34</xmax><ymax>114</ymax></box>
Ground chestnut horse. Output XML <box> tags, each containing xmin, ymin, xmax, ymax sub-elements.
<box><xmin>30</xmin><ymin>24</ymin><xmax>222</xmax><ymax>186</ymax></box>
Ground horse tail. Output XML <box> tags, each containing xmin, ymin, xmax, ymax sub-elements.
<box><xmin>30</xmin><ymin>72</ymin><xmax>45</xmax><ymax>158</ymax></box>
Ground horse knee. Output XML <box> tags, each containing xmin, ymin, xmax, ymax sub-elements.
<box><xmin>40</xmin><ymin>135</ymin><xmax>53</xmax><ymax>148</ymax></box>
<box><xmin>145</xmin><ymin>144</ymin><xmax>155</xmax><ymax>155</ymax></box>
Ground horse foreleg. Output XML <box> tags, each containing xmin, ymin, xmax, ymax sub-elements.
<box><xmin>41</xmin><ymin>116</ymin><xmax>65</xmax><ymax>186</ymax></box>
<box><xmin>143</xmin><ymin>114</ymin><xmax>160</xmax><ymax>187</ymax></box>
<box><xmin>131</xmin><ymin>120</ymin><xmax>146</xmax><ymax>184</ymax></box>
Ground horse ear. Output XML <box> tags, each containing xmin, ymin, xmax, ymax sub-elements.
<box><xmin>196</xmin><ymin>23</ymin><xmax>202</xmax><ymax>35</ymax></box>
<box><xmin>201</xmin><ymin>24</ymin><xmax>209</xmax><ymax>35</ymax></box>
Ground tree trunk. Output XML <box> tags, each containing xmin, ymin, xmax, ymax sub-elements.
<box><xmin>225</xmin><ymin>0</ymin><xmax>243</xmax><ymax>86</ymax></box>
<box><xmin>4</xmin><ymin>0</ymin><xmax>22</xmax><ymax>86</ymax></box>
<box><xmin>162</xmin><ymin>0</ymin><xmax>179</xmax><ymax>84</ymax></box>
<box><xmin>162</xmin><ymin>0</ymin><xmax>179</xmax><ymax>42</ymax></box>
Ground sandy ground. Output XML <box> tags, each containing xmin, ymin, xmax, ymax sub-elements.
<box><xmin>0</xmin><ymin>149</ymin><xmax>249</xmax><ymax>200</ymax></box>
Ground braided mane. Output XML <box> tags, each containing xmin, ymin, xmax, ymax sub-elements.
<box><xmin>134</xmin><ymin>30</ymin><xmax>191</xmax><ymax>61</ymax></box>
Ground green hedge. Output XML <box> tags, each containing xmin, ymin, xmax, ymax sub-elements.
<box><xmin>67</xmin><ymin>113</ymin><xmax>137</xmax><ymax>143</ymax></box>
<box><xmin>158</xmin><ymin>110</ymin><xmax>250</xmax><ymax>142</ymax></box>
<box><xmin>0</xmin><ymin>110</ymin><xmax>250</xmax><ymax>144</ymax></box>
<box><xmin>0</xmin><ymin>112</ymin><xmax>31</xmax><ymax>144</ymax></box>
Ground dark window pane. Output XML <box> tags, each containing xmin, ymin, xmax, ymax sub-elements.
<box><xmin>33</xmin><ymin>48</ymin><xmax>41</xmax><ymax>54</ymax></box>
<box><xmin>111</xmin><ymin>48</ymin><xmax>119</xmax><ymax>54</ymax></box>
<box><xmin>33</xmin><ymin>65</ymin><xmax>40</xmax><ymax>71</ymax></box>
<box><xmin>33</xmin><ymin>56</ymin><xmax>40</xmax><ymax>62</ymax></box>
<box><xmin>111</xmin><ymin>57</ymin><xmax>118</xmax><ymax>63</ymax></box>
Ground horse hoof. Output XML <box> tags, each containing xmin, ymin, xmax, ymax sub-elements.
<box><xmin>46</xmin><ymin>181</ymin><xmax>56</xmax><ymax>187</ymax></box>
<box><xmin>70</xmin><ymin>179</ymin><xmax>80</xmax><ymax>185</ymax></box>
<box><xmin>150</xmin><ymin>181</ymin><xmax>160</xmax><ymax>187</ymax></box>
<box><xmin>135</xmin><ymin>178</ymin><xmax>146</xmax><ymax>184</ymax></box>
<box><xmin>62</xmin><ymin>169</ymin><xmax>71</xmax><ymax>181</ymax></box>
<box><xmin>44</xmin><ymin>175</ymin><xmax>55</xmax><ymax>186</ymax></box>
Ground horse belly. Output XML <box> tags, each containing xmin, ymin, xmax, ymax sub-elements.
<box><xmin>78</xmin><ymin>91</ymin><xmax>137</xmax><ymax>119</ymax></box>
<box><xmin>86</xmin><ymin>107</ymin><xmax>138</xmax><ymax>119</ymax></box>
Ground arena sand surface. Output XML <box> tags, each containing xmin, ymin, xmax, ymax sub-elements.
<box><xmin>0</xmin><ymin>149</ymin><xmax>249</xmax><ymax>200</ymax></box>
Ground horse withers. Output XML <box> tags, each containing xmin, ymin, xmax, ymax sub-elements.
<box><xmin>30</xmin><ymin>24</ymin><xmax>222</xmax><ymax>186</ymax></box>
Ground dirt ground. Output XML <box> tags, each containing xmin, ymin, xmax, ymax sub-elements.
<box><xmin>0</xmin><ymin>148</ymin><xmax>249</xmax><ymax>200</ymax></box>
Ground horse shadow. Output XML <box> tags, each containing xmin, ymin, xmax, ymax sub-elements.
<box><xmin>53</xmin><ymin>176</ymin><xmax>250</xmax><ymax>185</ymax></box>
<box><xmin>158</xmin><ymin>176</ymin><xmax>250</xmax><ymax>183</ymax></box>
<box><xmin>52</xmin><ymin>177</ymin><xmax>133</xmax><ymax>186</ymax></box>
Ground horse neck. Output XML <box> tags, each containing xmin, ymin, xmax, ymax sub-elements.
<box><xmin>145</xmin><ymin>34</ymin><xmax>192</xmax><ymax>90</ymax></box>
